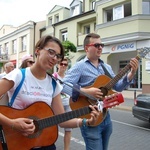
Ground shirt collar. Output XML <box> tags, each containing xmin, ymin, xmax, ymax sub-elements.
<box><xmin>84</xmin><ymin>56</ymin><xmax>104</xmax><ymax>64</ymax></box>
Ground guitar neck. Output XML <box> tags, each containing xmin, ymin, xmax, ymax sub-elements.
<box><xmin>36</xmin><ymin>106</ymin><xmax>91</xmax><ymax>130</ymax></box>
<box><xmin>105</xmin><ymin>55</ymin><xmax>140</xmax><ymax>90</ymax></box>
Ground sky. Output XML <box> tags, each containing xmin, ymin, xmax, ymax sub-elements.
<box><xmin>0</xmin><ymin>0</ymin><xmax>73</xmax><ymax>28</ymax></box>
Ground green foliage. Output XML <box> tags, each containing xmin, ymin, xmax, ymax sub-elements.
<box><xmin>62</xmin><ymin>41</ymin><xmax>76</xmax><ymax>56</ymax></box>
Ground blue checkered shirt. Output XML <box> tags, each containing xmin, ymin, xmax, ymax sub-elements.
<box><xmin>62</xmin><ymin>56</ymin><xmax>131</xmax><ymax>100</ymax></box>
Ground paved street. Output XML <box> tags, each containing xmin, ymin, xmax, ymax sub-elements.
<box><xmin>55</xmin><ymin>90</ymin><xmax>146</xmax><ymax>150</ymax></box>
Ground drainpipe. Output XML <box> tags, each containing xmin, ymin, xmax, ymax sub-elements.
<box><xmin>33</xmin><ymin>22</ymin><xmax>36</xmax><ymax>58</ymax></box>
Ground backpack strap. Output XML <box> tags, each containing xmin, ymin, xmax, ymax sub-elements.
<box><xmin>8</xmin><ymin>69</ymin><xmax>26</xmax><ymax>107</ymax></box>
<box><xmin>52</xmin><ymin>78</ymin><xmax>56</xmax><ymax>96</ymax></box>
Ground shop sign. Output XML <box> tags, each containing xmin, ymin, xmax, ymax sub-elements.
<box><xmin>110</xmin><ymin>42</ymin><xmax>136</xmax><ymax>53</ymax></box>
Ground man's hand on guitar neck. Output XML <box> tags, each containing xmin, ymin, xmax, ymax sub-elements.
<box><xmin>127</xmin><ymin>58</ymin><xmax>139</xmax><ymax>81</ymax></box>
<box><xmin>88</xmin><ymin>105</ymin><xmax>100</xmax><ymax>125</ymax></box>
<box><xmin>81</xmin><ymin>87</ymin><xmax>103</xmax><ymax>100</ymax></box>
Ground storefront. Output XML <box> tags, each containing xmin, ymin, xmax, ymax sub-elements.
<box><xmin>102</xmin><ymin>41</ymin><xmax>145</xmax><ymax>90</ymax></box>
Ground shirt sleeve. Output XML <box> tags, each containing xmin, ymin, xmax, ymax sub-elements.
<box><xmin>62</xmin><ymin>63</ymin><xmax>81</xmax><ymax>100</ymax></box>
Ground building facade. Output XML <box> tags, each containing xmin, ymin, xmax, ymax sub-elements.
<box><xmin>0</xmin><ymin>0</ymin><xmax>150</xmax><ymax>93</ymax></box>
<box><xmin>0</xmin><ymin>20</ymin><xmax>45</xmax><ymax>70</ymax></box>
<box><xmin>41</xmin><ymin>0</ymin><xmax>150</xmax><ymax>93</ymax></box>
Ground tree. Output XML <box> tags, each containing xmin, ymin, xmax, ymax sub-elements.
<box><xmin>62</xmin><ymin>40</ymin><xmax>77</xmax><ymax>57</ymax></box>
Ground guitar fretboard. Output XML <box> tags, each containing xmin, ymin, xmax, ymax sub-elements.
<box><xmin>105</xmin><ymin>55</ymin><xmax>140</xmax><ymax>90</ymax></box>
<box><xmin>37</xmin><ymin>106</ymin><xmax>91</xmax><ymax>130</ymax></box>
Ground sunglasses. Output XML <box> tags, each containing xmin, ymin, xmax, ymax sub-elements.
<box><xmin>60</xmin><ymin>63</ymin><xmax>68</xmax><ymax>66</ymax></box>
<box><xmin>86</xmin><ymin>43</ymin><xmax>104</xmax><ymax>48</ymax></box>
<box><xmin>27</xmin><ymin>61</ymin><xmax>35</xmax><ymax>64</ymax></box>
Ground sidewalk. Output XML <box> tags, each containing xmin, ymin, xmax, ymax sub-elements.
<box><xmin>113</xmin><ymin>90</ymin><xmax>142</xmax><ymax>111</ymax></box>
<box><xmin>121</xmin><ymin>90</ymin><xmax>142</xmax><ymax>99</ymax></box>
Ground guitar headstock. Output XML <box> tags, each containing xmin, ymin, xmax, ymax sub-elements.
<box><xmin>137</xmin><ymin>47</ymin><xmax>150</xmax><ymax>59</ymax></box>
<box><xmin>103</xmin><ymin>93</ymin><xmax>124</xmax><ymax>108</ymax></box>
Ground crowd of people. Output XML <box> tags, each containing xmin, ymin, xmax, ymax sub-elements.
<box><xmin>0</xmin><ymin>33</ymin><xmax>138</xmax><ymax>150</ymax></box>
<box><xmin>0</xmin><ymin>35</ymin><xmax>99</xmax><ymax>150</ymax></box>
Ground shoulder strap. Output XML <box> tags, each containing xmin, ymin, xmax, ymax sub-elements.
<box><xmin>101</xmin><ymin>63</ymin><xmax>112</xmax><ymax>79</ymax></box>
<box><xmin>8</xmin><ymin>69</ymin><xmax>26</xmax><ymax>107</ymax></box>
<box><xmin>52</xmin><ymin>78</ymin><xmax>56</xmax><ymax>95</ymax></box>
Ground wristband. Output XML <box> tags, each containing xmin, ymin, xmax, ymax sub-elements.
<box><xmin>82</xmin><ymin>118</ymin><xmax>87</xmax><ymax>127</ymax></box>
<box><xmin>87</xmin><ymin>119</ymin><xmax>90</xmax><ymax>126</ymax></box>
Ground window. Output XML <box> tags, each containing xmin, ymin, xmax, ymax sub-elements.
<box><xmin>113</xmin><ymin>5</ymin><xmax>124</xmax><ymax>20</ymax></box>
<box><xmin>12</xmin><ymin>40</ymin><xmax>17</xmax><ymax>54</ymax></box>
<box><xmin>21</xmin><ymin>36</ymin><xmax>27</xmax><ymax>51</ymax></box>
<box><xmin>5</xmin><ymin>43</ymin><xmax>9</xmax><ymax>54</ymax></box>
<box><xmin>55</xmin><ymin>15</ymin><xmax>59</xmax><ymax>23</ymax></box>
<box><xmin>91</xmin><ymin>1</ymin><xmax>96</xmax><ymax>10</ymax></box>
<box><xmin>72</xmin><ymin>5</ymin><xmax>80</xmax><ymax>16</ymax></box>
<box><xmin>142</xmin><ymin>0</ymin><xmax>150</xmax><ymax>14</ymax></box>
<box><xmin>61</xmin><ymin>31</ymin><xmax>68</xmax><ymax>41</ymax></box>
<box><xmin>105</xmin><ymin>3</ymin><xmax>131</xmax><ymax>22</ymax></box>
<box><xmin>119</xmin><ymin>60</ymin><xmax>129</xmax><ymax>69</ymax></box>
<box><xmin>84</xmin><ymin>25</ymin><xmax>90</xmax><ymax>34</ymax></box>
<box><xmin>48</xmin><ymin>17</ymin><xmax>52</xmax><ymax>26</ymax></box>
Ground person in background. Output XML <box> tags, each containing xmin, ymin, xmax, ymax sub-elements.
<box><xmin>20</xmin><ymin>54</ymin><xmax>35</xmax><ymax>68</ymax></box>
<box><xmin>53</xmin><ymin>57</ymin><xmax>72</xmax><ymax>150</ymax></box>
<box><xmin>0</xmin><ymin>62</ymin><xmax>14</xmax><ymax>102</ymax></box>
<box><xmin>0</xmin><ymin>35</ymin><xmax>99</xmax><ymax>150</ymax></box>
<box><xmin>0</xmin><ymin>62</ymin><xmax>14</xmax><ymax>79</ymax></box>
<box><xmin>62</xmin><ymin>33</ymin><xmax>139</xmax><ymax>150</ymax></box>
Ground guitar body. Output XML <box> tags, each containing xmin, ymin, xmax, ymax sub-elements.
<box><xmin>0</xmin><ymin>102</ymin><xmax>58</xmax><ymax>150</ymax></box>
<box><xmin>70</xmin><ymin>75</ymin><xmax>116</xmax><ymax>126</ymax></box>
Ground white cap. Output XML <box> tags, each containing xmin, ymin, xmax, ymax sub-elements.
<box><xmin>22</xmin><ymin>54</ymin><xmax>33</xmax><ymax>62</ymax></box>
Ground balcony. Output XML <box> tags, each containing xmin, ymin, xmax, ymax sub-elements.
<box><xmin>96</xmin><ymin>15</ymin><xmax>150</xmax><ymax>44</ymax></box>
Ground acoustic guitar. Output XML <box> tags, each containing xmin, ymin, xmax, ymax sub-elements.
<box><xmin>70</xmin><ymin>47</ymin><xmax>150</xmax><ymax>126</ymax></box>
<box><xmin>0</xmin><ymin>96</ymin><xmax>123</xmax><ymax>150</ymax></box>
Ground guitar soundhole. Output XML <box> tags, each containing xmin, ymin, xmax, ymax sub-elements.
<box><xmin>27</xmin><ymin>116</ymin><xmax>42</xmax><ymax>139</ymax></box>
<box><xmin>100</xmin><ymin>87</ymin><xmax>108</xmax><ymax>97</ymax></box>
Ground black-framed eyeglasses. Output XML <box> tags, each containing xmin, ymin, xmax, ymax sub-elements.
<box><xmin>44</xmin><ymin>48</ymin><xmax>63</xmax><ymax>61</ymax></box>
<box><xmin>86</xmin><ymin>43</ymin><xmax>104</xmax><ymax>48</ymax></box>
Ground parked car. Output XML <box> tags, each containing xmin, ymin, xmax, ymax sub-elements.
<box><xmin>132</xmin><ymin>94</ymin><xmax>150</xmax><ymax>123</ymax></box>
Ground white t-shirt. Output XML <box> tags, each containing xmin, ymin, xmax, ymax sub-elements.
<box><xmin>3</xmin><ymin>68</ymin><xmax>62</xmax><ymax>109</ymax></box>
<box><xmin>53</xmin><ymin>72</ymin><xmax>70</xmax><ymax>106</ymax></box>
<box><xmin>0</xmin><ymin>72</ymin><xmax>6</xmax><ymax>79</ymax></box>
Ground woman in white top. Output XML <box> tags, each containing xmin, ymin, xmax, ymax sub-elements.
<box><xmin>0</xmin><ymin>35</ymin><xmax>99</xmax><ymax>150</ymax></box>
<box><xmin>53</xmin><ymin>57</ymin><xmax>72</xmax><ymax>150</ymax></box>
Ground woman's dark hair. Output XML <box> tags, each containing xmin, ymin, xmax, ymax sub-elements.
<box><xmin>20</xmin><ymin>60</ymin><xmax>28</xmax><ymax>69</ymax></box>
<box><xmin>83</xmin><ymin>33</ymin><xmax>100</xmax><ymax>48</ymax></box>
<box><xmin>35</xmin><ymin>35</ymin><xmax>64</xmax><ymax>61</ymax></box>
